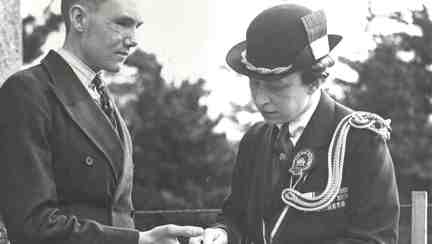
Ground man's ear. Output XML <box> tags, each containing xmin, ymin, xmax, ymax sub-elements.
<box><xmin>69</xmin><ymin>4</ymin><xmax>89</xmax><ymax>32</ymax></box>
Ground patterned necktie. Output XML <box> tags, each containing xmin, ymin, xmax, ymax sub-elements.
<box><xmin>266</xmin><ymin>123</ymin><xmax>295</xmax><ymax>221</ymax></box>
<box><xmin>272</xmin><ymin>123</ymin><xmax>295</xmax><ymax>191</ymax></box>
<box><xmin>276</xmin><ymin>123</ymin><xmax>294</xmax><ymax>159</ymax></box>
<box><xmin>91</xmin><ymin>75</ymin><xmax>118</xmax><ymax>131</ymax></box>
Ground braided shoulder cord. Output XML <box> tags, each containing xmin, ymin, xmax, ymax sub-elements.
<box><xmin>281</xmin><ymin>111</ymin><xmax>391</xmax><ymax>212</ymax></box>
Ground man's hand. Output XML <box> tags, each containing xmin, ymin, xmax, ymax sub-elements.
<box><xmin>139</xmin><ymin>224</ymin><xmax>204</xmax><ymax>244</ymax></box>
<box><xmin>189</xmin><ymin>228</ymin><xmax>228</xmax><ymax>244</ymax></box>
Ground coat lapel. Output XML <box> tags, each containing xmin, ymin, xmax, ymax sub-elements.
<box><xmin>112</xmin><ymin>104</ymin><xmax>134</xmax><ymax>204</ymax></box>
<box><xmin>291</xmin><ymin>91</ymin><xmax>337</xmax><ymax>191</ymax></box>
<box><xmin>41</xmin><ymin>50</ymin><xmax>124</xmax><ymax>182</ymax></box>
<box><xmin>295</xmin><ymin>91</ymin><xmax>336</xmax><ymax>151</ymax></box>
<box><xmin>245</xmin><ymin>122</ymin><xmax>276</xmax><ymax>242</ymax></box>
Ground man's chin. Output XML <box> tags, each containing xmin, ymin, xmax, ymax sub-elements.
<box><xmin>262</xmin><ymin>116</ymin><xmax>281</xmax><ymax>124</ymax></box>
<box><xmin>104</xmin><ymin>64</ymin><xmax>121</xmax><ymax>73</ymax></box>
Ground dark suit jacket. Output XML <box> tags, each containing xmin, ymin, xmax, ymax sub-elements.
<box><xmin>217</xmin><ymin>92</ymin><xmax>400</xmax><ymax>244</ymax></box>
<box><xmin>0</xmin><ymin>51</ymin><xmax>139</xmax><ymax>244</ymax></box>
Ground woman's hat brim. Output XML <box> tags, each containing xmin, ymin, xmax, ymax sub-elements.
<box><xmin>226</xmin><ymin>34</ymin><xmax>342</xmax><ymax>81</ymax></box>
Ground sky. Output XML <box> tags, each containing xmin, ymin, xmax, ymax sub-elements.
<box><xmin>21</xmin><ymin>0</ymin><xmax>430</xmax><ymax>140</ymax></box>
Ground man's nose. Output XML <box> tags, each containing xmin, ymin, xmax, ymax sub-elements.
<box><xmin>124</xmin><ymin>31</ymin><xmax>138</xmax><ymax>48</ymax></box>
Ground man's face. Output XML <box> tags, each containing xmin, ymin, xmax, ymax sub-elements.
<box><xmin>80</xmin><ymin>0</ymin><xmax>142</xmax><ymax>72</ymax></box>
<box><xmin>249</xmin><ymin>71</ymin><xmax>313</xmax><ymax>124</ymax></box>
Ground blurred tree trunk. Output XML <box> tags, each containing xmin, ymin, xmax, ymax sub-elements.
<box><xmin>0</xmin><ymin>0</ymin><xmax>21</xmax><ymax>84</ymax></box>
<box><xmin>0</xmin><ymin>1</ymin><xmax>21</xmax><ymax>243</ymax></box>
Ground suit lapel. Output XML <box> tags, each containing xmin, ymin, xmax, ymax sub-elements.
<box><xmin>292</xmin><ymin>91</ymin><xmax>337</xmax><ymax>190</ymax></box>
<box><xmin>244</xmin><ymin>123</ymin><xmax>276</xmax><ymax>242</ymax></box>
<box><xmin>295</xmin><ymin>91</ymin><xmax>336</xmax><ymax>151</ymax></box>
<box><xmin>41</xmin><ymin>50</ymin><xmax>124</xmax><ymax>182</ymax></box>
<box><xmin>112</xmin><ymin>104</ymin><xmax>134</xmax><ymax>204</ymax></box>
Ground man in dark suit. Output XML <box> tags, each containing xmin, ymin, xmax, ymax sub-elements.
<box><xmin>0</xmin><ymin>0</ymin><xmax>203</xmax><ymax>243</ymax></box>
<box><xmin>190</xmin><ymin>4</ymin><xmax>399</xmax><ymax>244</ymax></box>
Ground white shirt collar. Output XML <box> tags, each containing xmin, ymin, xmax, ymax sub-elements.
<box><xmin>56</xmin><ymin>48</ymin><xmax>100</xmax><ymax>100</ymax></box>
<box><xmin>277</xmin><ymin>90</ymin><xmax>321</xmax><ymax>146</ymax></box>
<box><xmin>290</xmin><ymin>90</ymin><xmax>321</xmax><ymax>145</ymax></box>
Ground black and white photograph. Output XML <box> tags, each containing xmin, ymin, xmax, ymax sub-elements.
<box><xmin>0</xmin><ymin>0</ymin><xmax>431</xmax><ymax>243</ymax></box>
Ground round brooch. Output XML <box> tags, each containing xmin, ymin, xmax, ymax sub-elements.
<box><xmin>289</xmin><ymin>149</ymin><xmax>314</xmax><ymax>176</ymax></box>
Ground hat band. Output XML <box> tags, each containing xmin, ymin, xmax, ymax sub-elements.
<box><xmin>241</xmin><ymin>50</ymin><xmax>293</xmax><ymax>75</ymax></box>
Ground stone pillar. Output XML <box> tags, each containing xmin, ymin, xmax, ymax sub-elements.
<box><xmin>0</xmin><ymin>0</ymin><xmax>22</xmax><ymax>84</ymax></box>
<box><xmin>0</xmin><ymin>1</ymin><xmax>21</xmax><ymax>243</ymax></box>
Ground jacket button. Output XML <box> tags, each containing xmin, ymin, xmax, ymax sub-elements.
<box><xmin>85</xmin><ymin>156</ymin><xmax>94</xmax><ymax>166</ymax></box>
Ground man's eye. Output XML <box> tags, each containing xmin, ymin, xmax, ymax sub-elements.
<box><xmin>114</xmin><ymin>19</ymin><xmax>141</xmax><ymax>29</ymax></box>
<box><xmin>114</xmin><ymin>18</ymin><xmax>135</xmax><ymax>28</ymax></box>
<box><xmin>115</xmin><ymin>21</ymin><xmax>129</xmax><ymax>27</ymax></box>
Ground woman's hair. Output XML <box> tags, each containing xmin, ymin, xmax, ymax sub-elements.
<box><xmin>301</xmin><ymin>55</ymin><xmax>335</xmax><ymax>86</ymax></box>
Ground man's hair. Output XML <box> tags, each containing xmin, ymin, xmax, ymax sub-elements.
<box><xmin>61</xmin><ymin>0</ymin><xmax>106</xmax><ymax>33</ymax></box>
<box><xmin>301</xmin><ymin>55</ymin><xmax>335</xmax><ymax>86</ymax></box>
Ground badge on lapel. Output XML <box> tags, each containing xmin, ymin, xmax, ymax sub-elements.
<box><xmin>289</xmin><ymin>149</ymin><xmax>314</xmax><ymax>176</ymax></box>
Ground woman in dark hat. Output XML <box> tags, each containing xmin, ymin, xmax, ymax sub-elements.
<box><xmin>190</xmin><ymin>3</ymin><xmax>399</xmax><ymax>244</ymax></box>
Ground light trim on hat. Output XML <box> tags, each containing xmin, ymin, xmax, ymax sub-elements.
<box><xmin>301</xmin><ymin>10</ymin><xmax>330</xmax><ymax>60</ymax></box>
<box><xmin>310</xmin><ymin>34</ymin><xmax>330</xmax><ymax>60</ymax></box>
<box><xmin>241</xmin><ymin>50</ymin><xmax>293</xmax><ymax>75</ymax></box>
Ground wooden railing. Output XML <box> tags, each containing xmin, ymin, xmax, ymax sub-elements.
<box><xmin>410</xmin><ymin>191</ymin><xmax>427</xmax><ymax>244</ymax></box>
